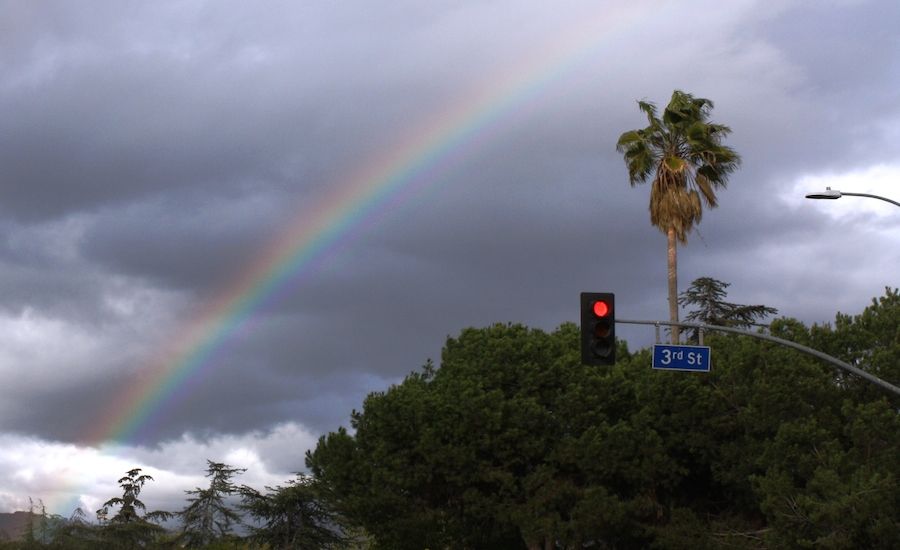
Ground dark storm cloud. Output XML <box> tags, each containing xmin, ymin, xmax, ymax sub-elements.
<box><xmin>5</xmin><ymin>56</ymin><xmax>214</xmax><ymax>208</ymax></box>
<box><xmin>0</xmin><ymin>1</ymin><xmax>898</xmax><ymax>517</ymax></box>
<box><xmin>1</xmin><ymin>370</ymin><xmax>124</xmax><ymax>442</ymax></box>
<box><xmin>0</xmin><ymin>0</ymin><xmax>897</xmax><ymax>454</ymax></box>
<box><xmin>762</xmin><ymin>1</ymin><xmax>900</xmax><ymax>103</ymax></box>
<box><xmin>0</xmin><ymin>219</ymin><xmax>146</xmax><ymax>325</ymax></box>
<box><xmin>80</xmin><ymin>191</ymin><xmax>288</xmax><ymax>291</ymax></box>
<box><xmin>0</xmin><ymin>2</ymin><xmax>462</xmax><ymax>222</ymax></box>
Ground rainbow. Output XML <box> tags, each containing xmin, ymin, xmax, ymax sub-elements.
<box><xmin>57</xmin><ymin>3</ymin><xmax>650</xmax><ymax>513</ymax></box>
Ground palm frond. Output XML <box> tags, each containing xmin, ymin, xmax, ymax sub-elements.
<box><xmin>694</xmin><ymin>172</ymin><xmax>718</xmax><ymax>208</ymax></box>
<box><xmin>637</xmin><ymin>100</ymin><xmax>658</xmax><ymax>126</ymax></box>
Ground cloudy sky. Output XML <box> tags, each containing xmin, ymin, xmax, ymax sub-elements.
<box><xmin>1</xmin><ymin>0</ymin><xmax>898</xmax><ymax>518</ymax></box>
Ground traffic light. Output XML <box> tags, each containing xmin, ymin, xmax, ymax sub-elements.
<box><xmin>580</xmin><ymin>292</ymin><xmax>615</xmax><ymax>365</ymax></box>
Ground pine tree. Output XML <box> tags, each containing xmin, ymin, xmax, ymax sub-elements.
<box><xmin>679</xmin><ymin>276</ymin><xmax>777</xmax><ymax>342</ymax></box>
<box><xmin>96</xmin><ymin>468</ymin><xmax>172</xmax><ymax>548</ymax></box>
<box><xmin>240</xmin><ymin>475</ymin><xmax>349</xmax><ymax>548</ymax></box>
<box><xmin>179</xmin><ymin>460</ymin><xmax>246</xmax><ymax>547</ymax></box>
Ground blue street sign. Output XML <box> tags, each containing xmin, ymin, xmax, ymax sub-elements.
<box><xmin>652</xmin><ymin>344</ymin><xmax>711</xmax><ymax>372</ymax></box>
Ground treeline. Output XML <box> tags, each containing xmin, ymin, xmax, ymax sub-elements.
<box><xmin>6</xmin><ymin>289</ymin><xmax>898</xmax><ymax>549</ymax></box>
<box><xmin>4</xmin><ymin>463</ymin><xmax>352</xmax><ymax>549</ymax></box>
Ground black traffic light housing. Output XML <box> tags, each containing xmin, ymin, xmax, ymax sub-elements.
<box><xmin>580</xmin><ymin>292</ymin><xmax>615</xmax><ymax>365</ymax></box>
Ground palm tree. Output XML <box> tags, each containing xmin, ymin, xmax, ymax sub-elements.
<box><xmin>616</xmin><ymin>90</ymin><xmax>740</xmax><ymax>343</ymax></box>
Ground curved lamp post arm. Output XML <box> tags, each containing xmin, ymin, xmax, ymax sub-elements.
<box><xmin>840</xmin><ymin>192</ymin><xmax>900</xmax><ymax>208</ymax></box>
<box><xmin>805</xmin><ymin>187</ymin><xmax>900</xmax><ymax>208</ymax></box>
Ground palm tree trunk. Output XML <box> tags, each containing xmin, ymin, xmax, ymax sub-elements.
<box><xmin>667</xmin><ymin>227</ymin><xmax>680</xmax><ymax>344</ymax></box>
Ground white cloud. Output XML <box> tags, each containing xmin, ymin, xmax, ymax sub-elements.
<box><xmin>0</xmin><ymin>422</ymin><xmax>315</xmax><ymax>517</ymax></box>
<box><xmin>758</xmin><ymin>163</ymin><xmax>900</xmax><ymax>321</ymax></box>
<box><xmin>792</xmin><ymin>164</ymin><xmax>900</xmax><ymax>222</ymax></box>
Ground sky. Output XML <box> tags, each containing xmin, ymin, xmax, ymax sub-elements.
<box><xmin>1</xmin><ymin>0</ymin><xmax>898</xmax><ymax>518</ymax></box>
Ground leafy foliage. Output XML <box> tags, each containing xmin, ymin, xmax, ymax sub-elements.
<box><xmin>310</xmin><ymin>291</ymin><xmax>899</xmax><ymax>549</ymax></box>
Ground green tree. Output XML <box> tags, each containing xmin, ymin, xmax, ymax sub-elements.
<box><xmin>47</xmin><ymin>507</ymin><xmax>101</xmax><ymax>549</ymax></box>
<box><xmin>308</xmin><ymin>324</ymin><xmax>657</xmax><ymax>548</ymax></box>
<box><xmin>239</xmin><ymin>475</ymin><xmax>348</xmax><ymax>549</ymax></box>
<box><xmin>678</xmin><ymin>276</ymin><xmax>778</xmax><ymax>342</ymax></box>
<box><xmin>178</xmin><ymin>460</ymin><xmax>246</xmax><ymax>547</ymax></box>
<box><xmin>308</xmin><ymin>291</ymin><xmax>899</xmax><ymax>548</ymax></box>
<box><xmin>22</xmin><ymin>499</ymin><xmax>35</xmax><ymax>545</ymax></box>
<box><xmin>617</xmin><ymin>90</ymin><xmax>741</xmax><ymax>343</ymax></box>
<box><xmin>809</xmin><ymin>287</ymin><xmax>900</xmax><ymax>400</ymax></box>
<box><xmin>753</xmin><ymin>400</ymin><xmax>900</xmax><ymax>549</ymax></box>
<box><xmin>98</xmin><ymin>468</ymin><xmax>154</xmax><ymax>524</ymax></box>
<box><xmin>10</xmin><ymin>498</ymin><xmax>64</xmax><ymax>547</ymax></box>
<box><xmin>95</xmin><ymin>468</ymin><xmax>172</xmax><ymax>548</ymax></box>
<box><xmin>748</xmin><ymin>289</ymin><xmax>900</xmax><ymax>548</ymax></box>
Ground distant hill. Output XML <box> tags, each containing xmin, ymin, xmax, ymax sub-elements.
<box><xmin>0</xmin><ymin>511</ymin><xmax>30</xmax><ymax>541</ymax></box>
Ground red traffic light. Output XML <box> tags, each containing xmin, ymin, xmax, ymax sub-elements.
<box><xmin>581</xmin><ymin>292</ymin><xmax>616</xmax><ymax>366</ymax></box>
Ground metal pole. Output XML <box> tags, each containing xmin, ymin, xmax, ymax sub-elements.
<box><xmin>618</xmin><ymin>318</ymin><xmax>900</xmax><ymax>398</ymax></box>
<box><xmin>840</xmin><ymin>192</ymin><xmax>900</xmax><ymax>208</ymax></box>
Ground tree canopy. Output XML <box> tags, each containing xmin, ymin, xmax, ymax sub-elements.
<box><xmin>309</xmin><ymin>290</ymin><xmax>899</xmax><ymax>548</ymax></box>
<box><xmin>616</xmin><ymin>91</ymin><xmax>741</xmax><ymax>243</ymax></box>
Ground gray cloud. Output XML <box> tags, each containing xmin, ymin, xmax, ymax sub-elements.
<box><xmin>0</xmin><ymin>0</ymin><xmax>898</xmax><ymax>513</ymax></box>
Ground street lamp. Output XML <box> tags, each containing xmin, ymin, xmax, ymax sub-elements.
<box><xmin>805</xmin><ymin>187</ymin><xmax>900</xmax><ymax>208</ymax></box>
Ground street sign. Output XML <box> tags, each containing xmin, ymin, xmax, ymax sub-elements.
<box><xmin>652</xmin><ymin>344</ymin><xmax>711</xmax><ymax>372</ymax></box>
